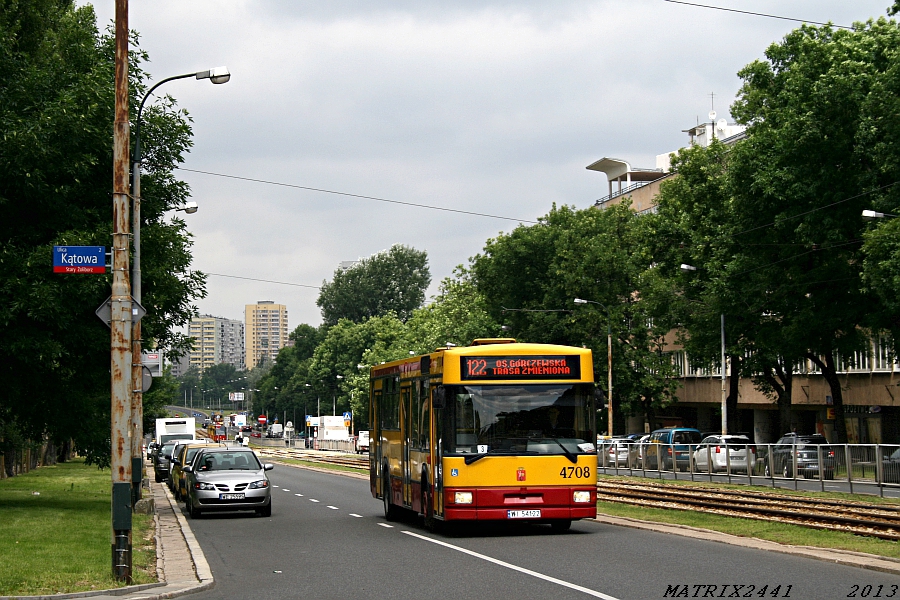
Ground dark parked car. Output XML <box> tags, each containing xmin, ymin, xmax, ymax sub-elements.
<box><xmin>154</xmin><ymin>441</ymin><xmax>180</xmax><ymax>483</ymax></box>
<box><xmin>767</xmin><ymin>433</ymin><xmax>834</xmax><ymax>479</ymax></box>
<box><xmin>645</xmin><ymin>428</ymin><xmax>703</xmax><ymax>471</ymax></box>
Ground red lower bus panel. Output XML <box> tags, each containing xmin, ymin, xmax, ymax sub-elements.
<box><xmin>442</xmin><ymin>486</ymin><xmax>595</xmax><ymax>521</ymax></box>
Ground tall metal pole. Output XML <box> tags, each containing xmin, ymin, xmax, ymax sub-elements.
<box><xmin>130</xmin><ymin>135</ymin><xmax>143</xmax><ymax>508</ymax></box>
<box><xmin>112</xmin><ymin>0</ymin><xmax>133</xmax><ymax>582</ymax></box>
<box><xmin>607</xmin><ymin>317</ymin><xmax>613</xmax><ymax>437</ymax></box>
<box><xmin>721</xmin><ymin>313</ymin><xmax>727</xmax><ymax>435</ymax></box>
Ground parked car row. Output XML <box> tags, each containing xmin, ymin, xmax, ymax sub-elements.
<box><xmin>598</xmin><ymin>429</ymin><xmax>841</xmax><ymax>480</ymax></box>
<box><xmin>160</xmin><ymin>440</ymin><xmax>275</xmax><ymax>518</ymax></box>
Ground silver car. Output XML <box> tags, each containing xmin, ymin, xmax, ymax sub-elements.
<box><xmin>692</xmin><ymin>434</ymin><xmax>753</xmax><ymax>474</ymax></box>
<box><xmin>182</xmin><ymin>447</ymin><xmax>274</xmax><ymax>518</ymax></box>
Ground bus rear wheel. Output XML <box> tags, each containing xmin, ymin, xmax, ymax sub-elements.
<box><xmin>383</xmin><ymin>470</ymin><xmax>399</xmax><ymax>521</ymax></box>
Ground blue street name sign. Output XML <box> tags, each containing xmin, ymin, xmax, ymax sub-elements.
<box><xmin>53</xmin><ymin>246</ymin><xmax>105</xmax><ymax>274</ymax></box>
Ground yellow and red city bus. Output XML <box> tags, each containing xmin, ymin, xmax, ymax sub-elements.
<box><xmin>369</xmin><ymin>339</ymin><xmax>597</xmax><ymax>531</ymax></box>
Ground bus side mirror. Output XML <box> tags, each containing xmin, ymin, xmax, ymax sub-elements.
<box><xmin>433</xmin><ymin>386</ymin><xmax>446</xmax><ymax>409</ymax></box>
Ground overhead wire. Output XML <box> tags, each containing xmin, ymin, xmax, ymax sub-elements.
<box><xmin>661</xmin><ymin>0</ymin><xmax>855</xmax><ymax>30</ymax></box>
<box><xmin>176</xmin><ymin>167</ymin><xmax>539</xmax><ymax>224</ymax></box>
<box><xmin>204</xmin><ymin>272</ymin><xmax>320</xmax><ymax>290</ymax></box>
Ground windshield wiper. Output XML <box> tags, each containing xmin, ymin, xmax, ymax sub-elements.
<box><xmin>463</xmin><ymin>449</ymin><xmax>537</xmax><ymax>465</ymax></box>
<box><xmin>550</xmin><ymin>438</ymin><xmax>578</xmax><ymax>464</ymax></box>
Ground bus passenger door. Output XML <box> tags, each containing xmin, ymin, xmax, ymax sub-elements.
<box><xmin>432</xmin><ymin>385</ymin><xmax>444</xmax><ymax>517</ymax></box>
<box><xmin>371</xmin><ymin>386</ymin><xmax>381</xmax><ymax>497</ymax></box>
<box><xmin>401</xmin><ymin>385</ymin><xmax>411</xmax><ymax>507</ymax></box>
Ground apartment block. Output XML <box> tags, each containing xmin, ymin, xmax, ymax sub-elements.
<box><xmin>245</xmin><ymin>301</ymin><xmax>288</xmax><ymax>369</ymax></box>
<box><xmin>188</xmin><ymin>315</ymin><xmax>245</xmax><ymax>372</ymax></box>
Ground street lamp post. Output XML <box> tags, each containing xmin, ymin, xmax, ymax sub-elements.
<box><xmin>680</xmin><ymin>263</ymin><xmax>728</xmax><ymax>435</ymax></box>
<box><xmin>335</xmin><ymin>375</ymin><xmax>344</xmax><ymax>416</ymax></box>
<box><xmin>573</xmin><ymin>298</ymin><xmax>614</xmax><ymax>437</ymax></box>
<box><xmin>129</xmin><ymin>66</ymin><xmax>229</xmax><ymax>507</ymax></box>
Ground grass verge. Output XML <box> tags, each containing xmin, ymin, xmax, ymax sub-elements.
<box><xmin>597</xmin><ymin>500</ymin><xmax>900</xmax><ymax>559</ymax></box>
<box><xmin>0</xmin><ymin>458</ymin><xmax>157</xmax><ymax>596</ymax></box>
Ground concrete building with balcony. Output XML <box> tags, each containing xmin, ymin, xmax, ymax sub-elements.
<box><xmin>589</xmin><ymin>118</ymin><xmax>900</xmax><ymax>444</ymax></box>
<box><xmin>245</xmin><ymin>301</ymin><xmax>288</xmax><ymax>369</ymax></box>
<box><xmin>188</xmin><ymin>315</ymin><xmax>245</xmax><ymax>373</ymax></box>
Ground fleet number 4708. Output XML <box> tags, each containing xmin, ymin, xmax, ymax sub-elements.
<box><xmin>560</xmin><ymin>466</ymin><xmax>590</xmax><ymax>478</ymax></box>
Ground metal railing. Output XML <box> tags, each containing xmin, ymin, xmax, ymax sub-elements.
<box><xmin>597</xmin><ymin>441</ymin><xmax>900</xmax><ymax>496</ymax></box>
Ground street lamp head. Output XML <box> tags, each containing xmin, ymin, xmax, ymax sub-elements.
<box><xmin>680</xmin><ymin>264</ymin><xmax>698</xmax><ymax>272</ymax></box>
<box><xmin>196</xmin><ymin>66</ymin><xmax>231</xmax><ymax>84</ymax></box>
<box><xmin>573</xmin><ymin>298</ymin><xmax>588</xmax><ymax>305</ymax></box>
<box><xmin>177</xmin><ymin>201</ymin><xmax>198</xmax><ymax>214</ymax></box>
<box><xmin>861</xmin><ymin>209</ymin><xmax>897</xmax><ymax>221</ymax></box>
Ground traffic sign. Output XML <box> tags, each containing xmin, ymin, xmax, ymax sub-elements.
<box><xmin>95</xmin><ymin>296</ymin><xmax>145</xmax><ymax>328</ymax></box>
<box><xmin>53</xmin><ymin>246</ymin><xmax>105</xmax><ymax>274</ymax></box>
<box><xmin>343</xmin><ymin>411</ymin><xmax>352</xmax><ymax>427</ymax></box>
<box><xmin>258</xmin><ymin>415</ymin><xmax>268</xmax><ymax>425</ymax></box>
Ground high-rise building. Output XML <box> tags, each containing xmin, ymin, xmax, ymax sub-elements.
<box><xmin>188</xmin><ymin>315</ymin><xmax>245</xmax><ymax>372</ymax></box>
<box><xmin>245</xmin><ymin>301</ymin><xmax>288</xmax><ymax>369</ymax></box>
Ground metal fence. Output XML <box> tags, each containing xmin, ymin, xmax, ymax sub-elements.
<box><xmin>598</xmin><ymin>440</ymin><xmax>900</xmax><ymax>496</ymax></box>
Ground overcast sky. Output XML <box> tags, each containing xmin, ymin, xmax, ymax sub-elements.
<box><xmin>84</xmin><ymin>0</ymin><xmax>890</xmax><ymax>328</ymax></box>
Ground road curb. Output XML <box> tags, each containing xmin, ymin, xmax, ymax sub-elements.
<box><xmin>593</xmin><ymin>513</ymin><xmax>900</xmax><ymax>575</ymax></box>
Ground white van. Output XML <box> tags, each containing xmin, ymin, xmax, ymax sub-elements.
<box><xmin>356</xmin><ymin>431</ymin><xmax>370</xmax><ymax>454</ymax></box>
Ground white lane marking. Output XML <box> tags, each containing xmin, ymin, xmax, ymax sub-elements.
<box><xmin>327</xmin><ymin>505</ymin><xmax>339</xmax><ymax>510</ymax></box>
<box><xmin>273</xmin><ymin>485</ymin><xmax>279</xmax><ymax>487</ymax></box>
<box><xmin>309</xmin><ymin>499</ymin><xmax>320</xmax><ymax>503</ymax></box>
<box><xmin>295</xmin><ymin>494</ymin><xmax>303</xmax><ymax>497</ymax></box>
<box><xmin>282</xmin><ymin>489</ymin><xmax>291</xmax><ymax>492</ymax></box>
<box><xmin>378</xmin><ymin>523</ymin><xmax>393</xmax><ymax>528</ymax></box>
<box><xmin>401</xmin><ymin>531</ymin><xmax>619</xmax><ymax>599</ymax></box>
<box><xmin>349</xmin><ymin>514</ymin><xmax>363</xmax><ymax>518</ymax></box>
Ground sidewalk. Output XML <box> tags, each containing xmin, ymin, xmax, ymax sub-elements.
<box><xmin>1</xmin><ymin>477</ymin><xmax>214</xmax><ymax>600</ymax></box>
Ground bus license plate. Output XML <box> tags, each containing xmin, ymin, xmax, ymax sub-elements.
<box><xmin>220</xmin><ymin>493</ymin><xmax>244</xmax><ymax>500</ymax></box>
<box><xmin>507</xmin><ymin>509</ymin><xmax>541</xmax><ymax>519</ymax></box>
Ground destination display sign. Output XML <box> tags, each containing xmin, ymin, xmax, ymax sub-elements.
<box><xmin>460</xmin><ymin>355</ymin><xmax>581</xmax><ymax>381</ymax></box>
<box><xmin>53</xmin><ymin>246</ymin><xmax>105</xmax><ymax>273</ymax></box>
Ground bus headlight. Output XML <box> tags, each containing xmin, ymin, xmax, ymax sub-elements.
<box><xmin>573</xmin><ymin>491</ymin><xmax>591</xmax><ymax>503</ymax></box>
<box><xmin>454</xmin><ymin>491</ymin><xmax>473</xmax><ymax>504</ymax></box>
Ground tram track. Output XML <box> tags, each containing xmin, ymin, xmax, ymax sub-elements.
<box><xmin>598</xmin><ymin>478</ymin><xmax>900</xmax><ymax>540</ymax></box>
<box><xmin>255</xmin><ymin>447</ymin><xmax>369</xmax><ymax>470</ymax></box>
<box><xmin>252</xmin><ymin>447</ymin><xmax>900</xmax><ymax>540</ymax></box>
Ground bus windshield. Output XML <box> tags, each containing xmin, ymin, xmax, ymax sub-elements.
<box><xmin>444</xmin><ymin>384</ymin><xmax>595</xmax><ymax>456</ymax></box>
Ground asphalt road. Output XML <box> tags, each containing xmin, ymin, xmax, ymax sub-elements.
<box><xmin>184</xmin><ymin>464</ymin><xmax>900</xmax><ymax>600</ymax></box>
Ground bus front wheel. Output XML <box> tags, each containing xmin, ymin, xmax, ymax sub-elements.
<box><xmin>383</xmin><ymin>470</ymin><xmax>399</xmax><ymax>521</ymax></box>
<box><xmin>551</xmin><ymin>519</ymin><xmax>572</xmax><ymax>532</ymax></box>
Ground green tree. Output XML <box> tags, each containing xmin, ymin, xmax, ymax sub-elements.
<box><xmin>725</xmin><ymin>19</ymin><xmax>900</xmax><ymax>442</ymax></box>
<box><xmin>402</xmin><ymin>270</ymin><xmax>501</xmax><ymax>353</ymax></box>
<box><xmin>0</xmin><ymin>2</ymin><xmax>204</xmax><ymax>465</ymax></box>
<box><xmin>316</xmin><ymin>244</ymin><xmax>430</xmax><ymax>326</ymax></box>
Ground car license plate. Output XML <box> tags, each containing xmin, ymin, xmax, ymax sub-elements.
<box><xmin>507</xmin><ymin>509</ymin><xmax>541</xmax><ymax>519</ymax></box>
<box><xmin>220</xmin><ymin>493</ymin><xmax>244</xmax><ymax>500</ymax></box>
